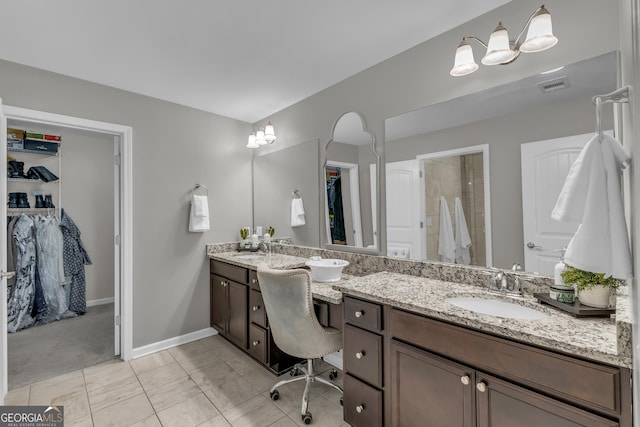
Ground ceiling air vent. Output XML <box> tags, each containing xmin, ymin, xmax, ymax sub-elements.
<box><xmin>538</xmin><ymin>76</ymin><xmax>570</xmax><ymax>93</ymax></box>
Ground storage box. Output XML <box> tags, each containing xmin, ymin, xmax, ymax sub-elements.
<box><xmin>7</xmin><ymin>138</ymin><xmax>24</xmax><ymax>150</ymax></box>
<box><xmin>7</xmin><ymin>128</ymin><xmax>24</xmax><ymax>141</ymax></box>
<box><xmin>24</xmin><ymin>138</ymin><xmax>59</xmax><ymax>153</ymax></box>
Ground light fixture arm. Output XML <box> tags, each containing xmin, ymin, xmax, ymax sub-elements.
<box><xmin>462</xmin><ymin>36</ymin><xmax>487</xmax><ymax>49</ymax></box>
<box><xmin>512</xmin><ymin>5</ymin><xmax>546</xmax><ymax>49</ymax></box>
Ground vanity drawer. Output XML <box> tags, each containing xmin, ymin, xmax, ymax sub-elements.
<box><xmin>211</xmin><ymin>260</ymin><xmax>248</xmax><ymax>284</ymax></box>
<box><xmin>249</xmin><ymin>270</ymin><xmax>260</xmax><ymax>290</ymax></box>
<box><xmin>344</xmin><ymin>296</ymin><xmax>383</xmax><ymax>333</ymax></box>
<box><xmin>344</xmin><ymin>373</ymin><xmax>382</xmax><ymax>427</ymax></box>
<box><xmin>249</xmin><ymin>290</ymin><xmax>268</xmax><ymax>328</ymax></box>
<box><xmin>389</xmin><ymin>308</ymin><xmax>622</xmax><ymax>414</ymax></box>
<box><xmin>344</xmin><ymin>324</ymin><xmax>383</xmax><ymax>388</ymax></box>
<box><xmin>249</xmin><ymin>323</ymin><xmax>268</xmax><ymax>365</ymax></box>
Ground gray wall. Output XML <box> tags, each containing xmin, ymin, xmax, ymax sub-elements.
<box><xmin>386</xmin><ymin>95</ymin><xmax>613</xmax><ymax>268</ymax></box>
<box><xmin>253</xmin><ymin>0</ymin><xmax>620</xmax><ymax>255</ymax></box>
<box><xmin>253</xmin><ymin>140</ymin><xmax>320</xmax><ymax>246</ymax></box>
<box><xmin>62</xmin><ymin>128</ymin><xmax>115</xmax><ymax>302</ymax></box>
<box><xmin>0</xmin><ymin>60</ymin><xmax>253</xmax><ymax>348</ymax></box>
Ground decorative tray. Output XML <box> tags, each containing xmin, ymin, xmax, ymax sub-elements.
<box><xmin>534</xmin><ymin>293</ymin><xmax>615</xmax><ymax>318</ymax></box>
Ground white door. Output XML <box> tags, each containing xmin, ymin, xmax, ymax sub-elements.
<box><xmin>0</xmin><ymin>99</ymin><xmax>8</xmax><ymax>402</ymax></box>
<box><xmin>386</xmin><ymin>159</ymin><xmax>423</xmax><ymax>260</ymax></box>
<box><xmin>521</xmin><ymin>133</ymin><xmax>591</xmax><ymax>275</ymax></box>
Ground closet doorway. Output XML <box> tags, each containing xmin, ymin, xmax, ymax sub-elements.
<box><xmin>0</xmin><ymin>103</ymin><xmax>133</xmax><ymax>401</ymax></box>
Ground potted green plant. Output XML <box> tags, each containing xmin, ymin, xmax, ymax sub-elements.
<box><xmin>560</xmin><ymin>265</ymin><xmax>623</xmax><ymax>308</ymax></box>
<box><xmin>239</xmin><ymin>227</ymin><xmax>250</xmax><ymax>248</ymax></box>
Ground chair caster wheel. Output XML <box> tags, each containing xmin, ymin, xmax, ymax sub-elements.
<box><xmin>302</xmin><ymin>412</ymin><xmax>312</xmax><ymax>424</ymax></box>
<box><xmin>290</xmin><ymin>367</ymin><xmax>299</xmax><ymax>377</ymax></box>
<box><xmin>329</xmin><ymin>369</ymin><xmax>338</xmax><ymax>380</ymax></box>
<box><xmin>339</xmin><ymin>397</ymin><xmax>343</xmax><ymax>406</ymax></box>
<box><xmin>270</xmin><ymin>390</ymin><xmax>280</xmax><ymax>401</ymax></box>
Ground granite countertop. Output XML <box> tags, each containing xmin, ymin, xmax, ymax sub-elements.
<box><xmin>209</xmin><ymin>251</ymin><xmax>345</xmax><ymax>304</ymax></box>
<box><xmin>334</xmin><ymin>271</ymin><xmax>632</xmax><ymax>368</ymax></box>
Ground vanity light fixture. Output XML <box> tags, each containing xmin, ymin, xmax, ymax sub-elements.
<box><xmin>450</xmin><ymin>5</ymin><xmax>558</xmax><ymax>77</ymax></box>
<box><xmin>246</xmin><ymin>121</ymin><xmax>277</xmax><ymax>148</ymax></box>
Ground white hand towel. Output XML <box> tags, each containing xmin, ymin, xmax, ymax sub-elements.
<box><xmin>291</xmin><ymin>198</ymin><xmax>306</xmax><ymax>227</ymax></box>
<box><xmin>189</xmin><ymin>194</ymin><xmax>210</xmax><ymax>232</ymax></box>
<box><xmin>551</xmin><ymin>133</ymin><xmax>632</xmax><ymax>279</ymax></box>
<box><xmin>454</xmin><ymin>197</ymin><xmax>472</xmax><ymax>265</ymax></box>
<box><xmin>438</xmin><ymin>196</ymin><xmax>455</xmax><ymax>263</ymax></box>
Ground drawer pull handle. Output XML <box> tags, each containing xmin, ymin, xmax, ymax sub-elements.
<box><xmin>252</xmin><ymin>306</ymin><xmax>260</xmax><ymax>311</ymax></box>
<box><xmin>354</xmin><ymin>310</ymin><xmax>364</xmax><ymax>318</ymax></box>
<box><xmin>355</xmin><ymin>351</ymin><xmax>365</xmax><ymax>359</ymax></box>
<box><xmin>355</xmin><ymin>405</ymin><xmax>365</xmax><ymax>413</ymax></box>
<box><xmin>476</xmin><ymin>382</ymin><xmax>487</xmax><ymax>393</ymax></box>
<box><xmin>460</xmin><ymin>375</ymin><xmax>470</xmax><ymax>385</ymax></box>
<box><xmin>252</xmin><ymin>340</ymin><xmax>260</xmax><ymax>346</ymax></box>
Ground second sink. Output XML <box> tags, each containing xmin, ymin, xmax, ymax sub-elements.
<box><xmin>446</xmin><ymin>296</ymin><xmax>548</xmax><ymax>320</ymax></box>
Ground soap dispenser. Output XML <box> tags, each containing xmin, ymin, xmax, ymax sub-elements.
<box><xmin>553</xmin><ymin>248</ymin><xmax>568</xmax><ymax>287</ymax></box>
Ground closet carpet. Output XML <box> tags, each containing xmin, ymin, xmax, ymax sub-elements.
<box><xmin>8</xmin><ymin>303</ymin><xmax>115</xmax><ymax>390</ymax></box>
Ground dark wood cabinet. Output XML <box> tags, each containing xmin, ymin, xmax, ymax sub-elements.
<box><xmin>209</xmin><ymin>273</ymin><xmax>248</xmax><ymax>349</ymax></box>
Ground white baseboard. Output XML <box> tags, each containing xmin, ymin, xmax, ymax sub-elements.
<box><xmin>132</xmin><ymin>328</ymin><xmax>219</xmax><ymax>359</ymax></box>
<box><xmin>87</xmin><ymin>297</ymin><xmax>115</xmax><ymax>307</ymax></box>
<box><xmin>324</xmin><ymin>350</ymin><xmax>343</xmax><ymax>371</ymax></box>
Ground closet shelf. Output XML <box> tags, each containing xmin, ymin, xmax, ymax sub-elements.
<box><xmin>7</xmin><ymin>208</ymin><xmax>59</xmax><ymax>215</ymax></box>
<box><xmin>8</xmin><ymin>177</ymin><xmax>41</xmax><ymax>183</ymax></box>
<box><xmin>8</xmin><ymin>147</ymin><xmax>59</xmax><ymax>156</ymax></box>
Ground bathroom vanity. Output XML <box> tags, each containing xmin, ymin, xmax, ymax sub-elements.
<box><xmin>336</xmin><ymin>272</ymin><xmax>632</xmax><ymax>427</ymax></box>
<box><xmin>209</xmin><ymin>252</ymin><xmax>344</xmax><ymax>374</ymax></box>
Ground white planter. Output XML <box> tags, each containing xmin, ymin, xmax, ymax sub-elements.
<box><xmin>578</xmin><ymin>286</ymin><xmax>611</xmax><ymax>308</ymax></box>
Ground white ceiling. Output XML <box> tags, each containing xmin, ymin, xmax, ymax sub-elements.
<box><xmin>0</xmin><ymin>0</ymin><xmax>509</xmax><ymax>123</ymax></box>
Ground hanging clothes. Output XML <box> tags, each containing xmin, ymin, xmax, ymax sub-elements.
<box><xmin>6</xmin><ymin>216</ymin><xmax>19</xmax><ymax>293</ymax></box>
<box><xmin>7</xmin><ymin>214</ymin><xmax>37</xmax><ymax>333</ymax></box>
<box><xmin>60</xmin><ymin>209</ymin><xmax>92</xmax><ymax>315</ymax></box>
<box><xmin>35</xmin><ymin>215</ymin><xmax>69</xmax><ymax>322</ymax></box>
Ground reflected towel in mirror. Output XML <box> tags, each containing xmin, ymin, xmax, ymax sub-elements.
<box><xmin>189</xmin><ymin>194</ymin><xmax>210</xmax><ymax>232</ymax></box>
<box><xmin>454</xmin><ymin>197</ymin><xmax>472</xmax><ymax>265</ymax></box>
<box><xmin>551</xmin><ymin>133</ymin><xmax>631</xmax><ymax>279</ymax></box>
<box><xmin>291</xmin><ymin>198</ymin><xmax>306</xmax><ymax>227</ymax></box>
<box><xmin>438</xmin><ymin>196</ymin><xmax>455</xmax><ymax>263</ymax></box>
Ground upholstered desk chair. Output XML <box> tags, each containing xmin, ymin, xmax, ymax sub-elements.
<box><xmin>256</xmin><ymin>265</ymin><xmax>343</xmax><ymax>425</ymax></box>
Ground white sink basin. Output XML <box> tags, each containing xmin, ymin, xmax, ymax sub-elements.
<box><xmin>305</xmin><ymin>259</ymin><xmax>349</xmax><ymax>282</ymax></box>
<box><xmin>445</xmin><ymin>297</ymin><xmax>548</xmax><ymax>320</ymax></box>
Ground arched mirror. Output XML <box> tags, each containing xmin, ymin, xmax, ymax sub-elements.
<box><xmin>323</xmin><ymin>112</ymin><xmax>379</xmax><ymax>252</ymax></box>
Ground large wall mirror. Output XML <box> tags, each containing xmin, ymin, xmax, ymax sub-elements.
<box><xmin>384</xmin><ymin>51</ymin><xmax>618</xmax><ymax>275</ymax></box>
<box><xmin>323</xmin><ymin>112</ymin><xmax>379</xmax><ymax>252</ymax></box>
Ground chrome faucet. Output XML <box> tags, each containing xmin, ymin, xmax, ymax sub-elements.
<box><xmin>487</xmin><ymin>264</ymin><xmax>524</xmax><ymax>297</ymax></box>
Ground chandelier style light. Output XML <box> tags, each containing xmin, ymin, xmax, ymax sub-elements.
<box><xmin>247</xmin><ymin>121</ymin><xmax>277</xmax><ymax>148</ymax></box>
<box><xmin>450</xmin><ymin>5</ymin><xmax>558</xmax><ymax>77</ymax></box>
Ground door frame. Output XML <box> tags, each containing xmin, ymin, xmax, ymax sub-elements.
<box><xmin>1</xmin><ymin>105</ymin><xmax>133</xmax><ymax>401</ymax></box>
<box><xmin>324</xmin><ymin>160</ymin><xmax>363</xmax><ymax>247</ymax></box>
<box><xmin>416</xmin><ymin>143</ymin><xmax>492</xmax><ymax>267</ymax></box>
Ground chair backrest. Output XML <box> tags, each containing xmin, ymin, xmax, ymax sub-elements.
<box><xmin>257</xmin><ymin>264</ymin><xmax>340</xmax><ymax>359</ymax></box>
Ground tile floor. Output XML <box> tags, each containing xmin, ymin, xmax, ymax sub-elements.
<box><xmin>5</xmin><ymin>335</ymin><xmax>348</xmax><ymax>427</ymax></box>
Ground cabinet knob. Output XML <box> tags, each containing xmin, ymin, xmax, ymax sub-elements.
<box><xmin>252</xmin><ymin>279</ymin><xmax>258</xmax><ymax>284</ymax></box>
<box><xmin>354</xmin><ymin>310</ymin><xmax>364</xmax><ymax>318</ymax></box>
<box><xmin>355</xmin><ymin>405</ymin><xmax>365</xmax><ymax>414</ymax></box>
<box><xmin>355</xmin><ymin>351</ymin><xmax>365</xmax><ymax>359</ymax></box>
<box><xmin>460</xmin><ymin>375</ymin><xmax>470</xmax><ymax>386</ymax></box>
<box><xmin>252</xmin><ymin>340</ymin><xmax>260</xmax><ymax>346</ymax></box>
<box><xmin>252</xmin><ymin>306</ymin><xmax>260</xmax><ymax>311</ymax></box>
<box><xmin>476</xmin><ymin>382</ymin><xmax>487</xmax><ymax>393</ymax></box>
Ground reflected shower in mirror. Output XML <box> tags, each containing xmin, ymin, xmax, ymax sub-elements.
<box><xmin>324</xmin><ymin>112</ymin><xmax>379</xmax><ymax>251</ymax></box>
<box><xmin>384</xmin><ymin>51</ymin><xmax>618</xmax><ymax>273</ymax></box>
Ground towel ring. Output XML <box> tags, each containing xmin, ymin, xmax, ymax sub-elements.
<box><xmin>192</xmin><ymin>183</ymin><xmax>208</xmax><ymax>196</ymax></box>
<box><xmin>292</xmin><ymin>189</ymin><xmax>301</xmax><ymax>199</ymax></box>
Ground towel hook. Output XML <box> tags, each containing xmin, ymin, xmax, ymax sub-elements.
<box><xmin>292</xmin><ymin>189</ymin><xmax>301</xmax><ymax>199</ymax></box>
<box><xmin>192</xmin><ymin>183</ymin><xmax>208</xmax><ymax>196</ymax></box>
<box><xmin>595</xmin><ymin>96</ymin><xmax>603</xmax><ymax>139</ymax></box>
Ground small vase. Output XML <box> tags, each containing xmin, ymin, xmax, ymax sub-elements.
<box><xmin>578</xmin><ymin>285</ymin><xmax>611</xmax><ymax>308</ymax></box>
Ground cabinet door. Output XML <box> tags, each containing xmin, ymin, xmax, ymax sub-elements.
<box><xmin>210</xmin><ymin>274</ymin><xmax>227</xmax><ymax>334</ymax></box>
<box><xmin>476</xmin><ymin>373</ymin><xmax>619</xmax><ymax>427</ymax></box>
<box><xmin>227</xmin><ymin>280</ymin><xmax>248</xmax><ymax>349</ymax></box>
<box><xmin>390</xmin><ymin>339</ymin><xmax>474</xmax><ymax>427</ymax></box>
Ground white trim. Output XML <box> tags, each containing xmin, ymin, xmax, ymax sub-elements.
<box><xmin>2</xmin><ymin>105</ymin><xmax>134</xmax><ymax>374</ymax></box>
<box><xmin>325</xmin><ymin>160</ymin><xmax>363</xmax><ymax>247</ymax></box>
<box><xmin>323</xmin><ymin>350</ymin><xmax>343</xmax><ymax>371</ymax></box>
<box><xmin>416</xmin><ymin>143</ymin><xmax>492</xmax><ymax>267</ymax></box>
<box><xmin>132</xmin><ymin>328</ymin><xmax>219</xmax><ymax>359</ymax></box>
<box><xmin>87</xmin><ymin>297</ymin><xmax>115</xmax><ymax>307</ymax></box>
